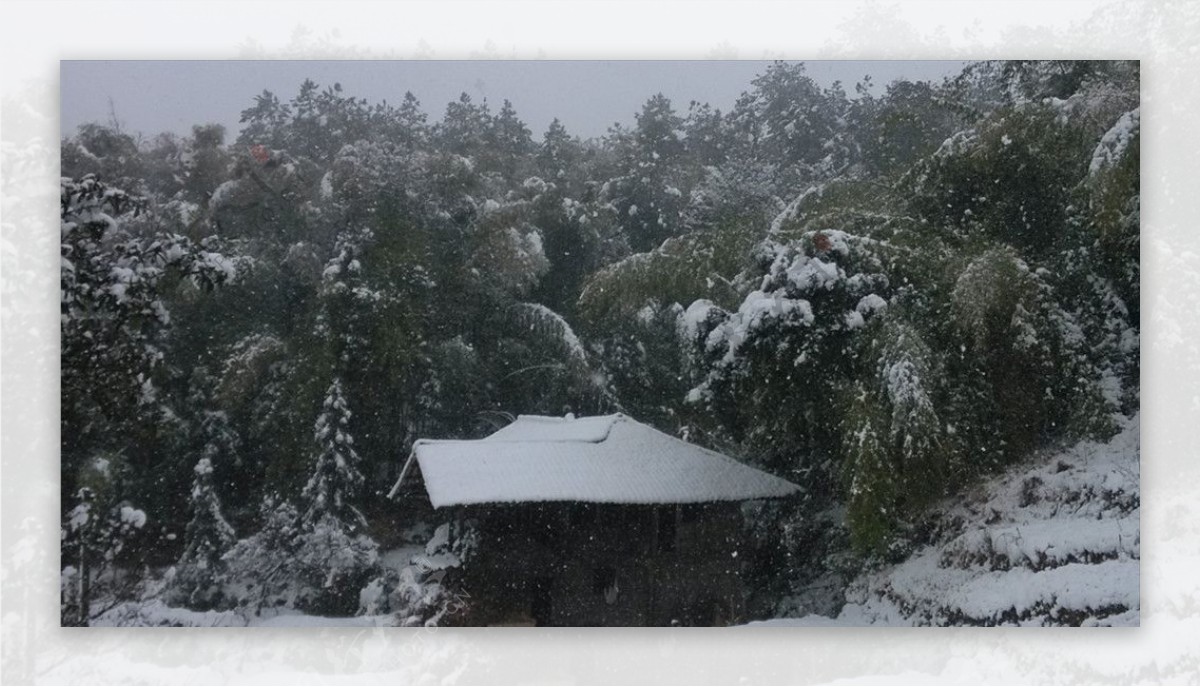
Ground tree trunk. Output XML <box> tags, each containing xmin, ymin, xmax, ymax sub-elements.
<box><xmin>77</xmin><ymin>538</ymin><xmax>90</xmax><ymax>627</ymax></box>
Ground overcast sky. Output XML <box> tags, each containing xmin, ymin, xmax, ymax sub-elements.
<box><xmin>61</xmin><ymin>60</ymin><xmax>965</xmax><ymax>142</ymax></box>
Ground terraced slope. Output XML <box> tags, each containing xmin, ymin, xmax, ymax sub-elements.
<box><xmin>756</xmin><ymin>414</ymin><xmax>1140</xmax><ymax>627</ymax></box>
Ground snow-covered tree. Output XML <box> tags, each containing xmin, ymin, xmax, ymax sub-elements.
<box><xmin>358</xmin><ymin>520</ymin><xmax>477</xmax><ymax>625</ymax></box>
<box><xmin>317</xmin><ymin>226</ymin><xmax>380</xmax><ymax>371</ymax></box>
<box><xmin>60</xmin><ymin>485</ymin><xmax>149</xmax><ymax>626</ymax></box>
<box><xmin>727</xmin><ymin>62</ymin><xmax>848</xmax><ymax>172</ymax></box>
<box><xmin>485</xmin><ymin>99</ymin><xmax>536</xmax><ymax>180</ymax></box>
<box><xmin>168</xmin><ymin>454</ymin><xmax>237</xmax><ymax>610</ymax></box>
<box><xmin>605</xmin><ymin>94</ymin><xmax>690</xmax><ymax>252</ymax></box>
<box><xmin>394</xmin><ymin>91</ymin><xmax>431</xmax><ymax>152</ymax></box>
<box><xmin>537</xmin><ymin>118</ymin><xmax>582</xmax><ymax>182</ymax></box>
<box><xmin>840</xmin><ymin>381</ymin><xmax>894</xmax><ymax>553</ymax></box>
<box><xmin>301</xmin><ymin>378</ymin><xmax>368</xmax><ymax>530</ymax></box>
<box><xmin>436</xmin><ymin>92</ymin><xmax>492</xmax><ymax>159</ymax></box>
<box><xmin>60</xmin><ymin>175</ymin><xmax>244</xmax><ymax>514</ymax></box>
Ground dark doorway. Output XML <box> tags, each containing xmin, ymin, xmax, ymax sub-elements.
<box><xmin>657</xmin><ymin>506</ymin><xmax>677</xmax><ymax>552</ymax></box>
<box><xmin>531</xmin><ymin>576</ymin><xmax>554</xmax><ymax>625</ymax></box>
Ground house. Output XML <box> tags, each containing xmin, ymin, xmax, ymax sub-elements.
<box><xmin>387</xmin><ymin>413</ymin><xmax>801</xmax><ymax>626</ymax></box>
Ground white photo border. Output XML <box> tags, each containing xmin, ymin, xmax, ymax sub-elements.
<box><xmin>3</xmin><ymin>0</ymin><xmax>1196</xmax><ymax>683</ymax></box>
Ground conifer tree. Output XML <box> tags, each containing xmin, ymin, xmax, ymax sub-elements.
<box><xmin>608</xmin><ymin>93</ymin><xmax>688</xmax><ymax>252</ymax></box>
<box><xmin>395</xmin><ymin>91</ymin><xmax>430</xmax><ymax>151</ymax></box>
<box><xmin>169</xmin><ymin>451</ymin><xmax>238</xmax><ymax>609</ymax></box>
<box><xmin>301</xmin><ymin>378</ymin><xmax>367</xmax><ymax>530</ymax></box>
<box><xmin>180</xmin><ymin>454</ymin><xmax>237</xmax><ymax>569</ymax></box>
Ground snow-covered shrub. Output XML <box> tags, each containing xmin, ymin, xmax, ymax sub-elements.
<box><xmin>221</xmin><ymin>499</ymin><xmax>380</xmax><ymax>616</ymax></box>
<box><xmin>220</xmin><ymin>499</ymin><xmax>302</xmax><ymax>614</ymax></box>
<box><xmin>358</xmin><ymin>565</ymin><xmax>465</xmax><ymax>627</ymax></box>
<box><xmin>290</xmin><ymin>515</ymin><xmax>380</xmax><ymax>615</ymax></box>
<box><xmin>357</xmin><ymin>520</ymin><xmax>475</xmax><ymax>626</ymax></box>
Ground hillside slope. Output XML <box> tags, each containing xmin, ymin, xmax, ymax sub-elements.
<box><xmin>753</xmin><ymin>414</ymin><xmax>1140</xmax><ymax>627</ymax></box>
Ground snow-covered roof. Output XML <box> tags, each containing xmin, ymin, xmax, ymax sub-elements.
<box><xmin>389</xmin><ymin>414</ymin><xmax>801</xmax><ymax>508</ymax></box>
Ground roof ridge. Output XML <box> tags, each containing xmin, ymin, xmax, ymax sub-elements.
<box><xmin>514</xmin><ymin>413</ymin><xmax>624</xmax><ymax>423</ymax></box>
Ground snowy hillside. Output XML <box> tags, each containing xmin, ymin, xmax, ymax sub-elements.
<box><xmin>751</xmin><ymin>414</ymin><xmax>1140</xmax><ymax>627</ymax></box>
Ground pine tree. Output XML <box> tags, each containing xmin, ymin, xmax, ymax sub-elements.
<box><xmin>169</xmin><ymin>452</ymin><xmax>238</xmax><ymax>609</ymax></box>
<box><xmin>537</xmin><ymin>118</ymin><xmax>579</xmax><ymax>181</ymax></box>
<box><xmin>437</xmin><ymin>92</ymin><xmax>492</xmax><ymax>158</ymax></box>
<box><xmin>487</xmin><ymin>99</ymin><xmax>535</xmax><ymax>180</ymax></box>
<box><xmin>395</xmin><ymin>91</ymin><xmax>430</xmax><ymax>152</ymax></box>
<box><xmin>608</xmin><ymin>94</ymin><xmax>689</xmax><ymax>252</ymax></box>
<box><xmin>318</xmin><ymin>226</ymin><xmax>380</xmax><ymax>372</ymax></box>
<box><xmin>301</xmin><ymin>378</ymin><xmax>367</xmax><ymax>530</ymax></box>
<box><xmin>180</xmin><ymin>455</ymin><xmax>236</xmax><ymax>568</ymax></box>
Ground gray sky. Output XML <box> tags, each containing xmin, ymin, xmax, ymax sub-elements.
<box><xmin>61</xmin><ymin>60</ymin><xmax>965</xmax><ymax>142</ymax></box>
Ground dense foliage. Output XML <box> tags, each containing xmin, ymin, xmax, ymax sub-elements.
<box><xmin>60</xmin><ymin>60</ymin><xmax>1139</xmax><ymax>620</ymax></box>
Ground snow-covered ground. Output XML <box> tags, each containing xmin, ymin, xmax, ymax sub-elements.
<box><xmin>92</xmin><ymin>601</ymin><xmax>401</xmax><ymax>627</ymax></box>
<box><xmin>749</xmin><ymin>414</ymin><xmax>1140</xmax><ymax>627</ymax></box>
<box><xmin>92</xmin><ymin>544</ymin><xmax>429</xmax><ymax>627</ymax></box>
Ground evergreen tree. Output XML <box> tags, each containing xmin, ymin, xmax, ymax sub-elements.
<box><xmin>60</xmin><ymin>175</ymin><xmax>242</xmax><ymax>513</ymax></box>
<box><xmin>395</xmin><ymin>91</ymin><xmax>430</xmax><ymax>152</ymax></box>
<box><xmin>487</xmin><ymin>99</ymin><xmax>535</xmax><ymax>179</ymax></box>
<box><xmin>437</xmin><ymin>92</ymin><xmax>492</xmax><ymax>159</ymax></box>
<box><xmin>728</xmin><ymin>61</ymin><xmax>846</xmax><ymax>170</ymax></box>
<box><xmin>317</xmin><ymin>226</ymin><xmax>379</xmax><ymax>372</ymax></box>
<box><xmin>181</xmin><ymin>455</ymin><xmax>237</xmax><ymax>567</ymax></box>
<box><xmin>537</xmin><ymin>118</ymin><xmax>581</xmax><ymax>181</ymax></box>
<box><xmin>607</xmin><ymin>93</ymin><xmax>689</xmax><ymax>252</ymax></box>
<box><xmin>168</xmin><ymin>452</ymin><xmax>237</xmax><ymax>610</ymax></box>
<box><xmin>301</xmin><ymin>378</ymin><xmax>367</xmax><ymax>530</ymax></box>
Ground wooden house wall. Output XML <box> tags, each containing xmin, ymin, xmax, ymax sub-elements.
<box><xmin>452</xmin><ymin>502</ymin><xmax>747</xmax><ymax>626</ymax></box>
